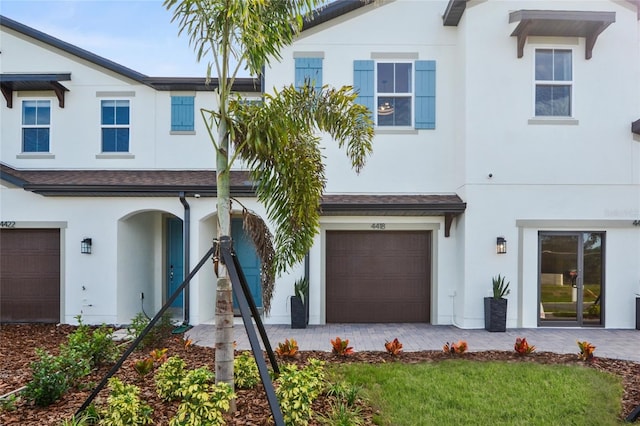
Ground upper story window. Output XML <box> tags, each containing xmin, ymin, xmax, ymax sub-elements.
<box><xmin>171</xmin><ymin>96</ymin><xmax>195</xmax><ymax>132</ymax></box>
<box><xmin>376</xmin><ymin>62</ymin><xmax>412</xmax><ymax>126</ymax></box>
<box><xmin>22</xmin><ymin>100</ymin><xmax>50</xmax><ymax>152</ymax></box>
<box><xmin>535</xmin><ymin>49</ymin><xmax>572</xmax><ymax>117</ymax></box>
<box><xmin>354</xmin><ymin>59</ymin><xmax>435</xmax><ymax>130</ymax></box>
<box><xmin>101</xmin><ymin>100</ymin><xmax>130</xmax><ymax>152</ymax></box>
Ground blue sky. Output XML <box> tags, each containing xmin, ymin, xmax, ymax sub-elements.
<box><xmin>1</xmin><ymin>0</ymin><xmax>212</xmax><ymax>77</ymax></box>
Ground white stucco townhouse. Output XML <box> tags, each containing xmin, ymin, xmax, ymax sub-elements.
<box><xmin>1</xmin><ymin>0</ymin><xmax>639</xmax><ymax>329</ymax></box>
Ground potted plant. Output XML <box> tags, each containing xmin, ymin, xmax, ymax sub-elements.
<box><xmin>484</xmin><ymin>274</ymin><xmax>510</xmax><ymax>332</ymax></box>
<box><xmin>290</xmin><ymin>277</ymin><xmax>308</xmax><ymax>329</ymax></box>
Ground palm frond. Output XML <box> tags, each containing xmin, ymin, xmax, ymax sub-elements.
<box><xmin>229</xmin><ymin>84</ymin><xmax>373</xmax><ymax>274</ymax></box>
<box><xmin>241</xmin><ymin>209</ymin><xmax>276</xmax><ymax>314</ymax></box>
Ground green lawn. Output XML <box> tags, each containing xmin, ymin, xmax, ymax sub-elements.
<box><xmin>333</xmin><ymin>360</ymin><xmax>623</xmax><ymax>425</ymax></box>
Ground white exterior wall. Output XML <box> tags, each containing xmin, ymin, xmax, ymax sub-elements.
<box><xmin>455</xmin><ymin>1</ymin><xmax>640</xmax><ymax>328</ymax></box>
<box><xmin>265</xmin><ymin>0</ymin><xmax>465</xmax><ymax>326</ymax></box>
<box><xmin>0</xmin><ymin>182</ymin><xmax>279</xmax><ymax>325</ymax></box>
<box><xmin>269</xmin><ymin>0</ymin><xmax>459</xmax><ymax>193</ymax></box>
<box><xmin>269</xmin><ymin>0</ymin><xmax>640</xmax><ymax>328</ymax></box>
<box><xmin>0</xmin><ymin>27</ymin><xmax>220</xmax><ymax>170</ymax></box>
<box><xmin>2</xmin><ymin>0</ymin><xmax>638</xmax><ymax>328</ymax></box>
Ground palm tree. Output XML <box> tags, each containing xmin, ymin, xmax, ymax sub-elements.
<box><xmin>164</xmin><ymin>0</ymin><xmax>374</xmax><ymax>390</ymax></box>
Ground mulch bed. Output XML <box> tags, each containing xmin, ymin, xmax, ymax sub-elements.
<box><xmin>1</xmin><ymin>324</ymin><xmax>639</xmax><ymax>425</ymax></box>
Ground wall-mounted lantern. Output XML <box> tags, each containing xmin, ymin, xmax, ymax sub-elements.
<box><xmin>81</xmin><ymin>238</ymin><xmax>92</xmax><ymax>254</ymax></box>
<box><xmin>496</xmin><ymin>237</ymin><xmax>507</xmax><ymax>254</ymax></box>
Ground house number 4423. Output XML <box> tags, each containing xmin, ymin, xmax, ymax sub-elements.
<box><xmin>371</xmin><ymin>223</ymin><xmax>386</xmax><ymax>230</ymax></box>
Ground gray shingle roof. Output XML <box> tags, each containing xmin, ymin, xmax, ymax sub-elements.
<box><xmin>0</xmin><ymin>163</ymin><xmax>254</xmax><ymax>196</ymax></box>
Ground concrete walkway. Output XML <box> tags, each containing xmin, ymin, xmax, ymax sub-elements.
<box><xmin>187</xmin><ymin>323</ymin><xmax>640</xmax><ymax>362</ymax></box>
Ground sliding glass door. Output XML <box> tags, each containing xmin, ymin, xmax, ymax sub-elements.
<box><xmin>538</xmin><ymin>232</ymin><xmax>604</xmax><ymax>326</ymax></box>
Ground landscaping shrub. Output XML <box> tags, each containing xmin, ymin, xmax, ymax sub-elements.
<box><xmin>276</xmin><ymin>359</ymin><xmax>326</xmax><ymax>425</ymax></box>
<box><xmin>127</xmin><ymin>312</ymin><xmax>174</xmax><ymax>349</ymax></box>
<box><xmin>170</xmin><ymin>367</ymin><xmax>233</xmax><ymax>426</ymax></box>
<box><xmin>99</xmin><ymin>377</ymin><xmax>152</xmax><ymax>426</ymax></box>
<box><xmin>155</xmin><ymin>356</ymin><xmax>187</xmax><ymax>401</ymax></box>
<box><xmin>234</xmin><ymin>351</ymin><xmax>260</xmax><ymax>389</ymax></box>
<box><xmin>23</xmin><ymin>349</ymin><xmax>69</xmax><ymax>407</ymax></box>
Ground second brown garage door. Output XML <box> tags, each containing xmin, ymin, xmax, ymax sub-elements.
<box><xmin>326</xmin><ymin>230</ymin><xmax>431</xmax><ymax>323</ymax></box>
<box><xmin>0</xmin><ymin>228</ymin><xmax>61</xmax><ymax>323</ymax></box>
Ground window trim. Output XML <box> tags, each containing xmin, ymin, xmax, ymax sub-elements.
<box><xmin>100</xmin><ymin>98</ymin><xmax>131</xmax><ymax>153</ymax></box>
<box><xmin>353</xmin><ymin>59</ymin><xmax>435</xmax><ymax>131</ymax></box>
<box><xmin>374</xmin><ymin>60</ymin><xmax>414</xmax><ymax>129</ymax></box>
<box><xmin>21</xmin><ymin>99</ymin><xmax>52</xmax><ymax>153</ymax></box>
<box><xmin>533</xmin><ymin>48</ymin><xmax>574</xmax><ymax>118</ymax></box>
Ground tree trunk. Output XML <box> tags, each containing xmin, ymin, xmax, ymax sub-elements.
<box><xmin>215</xmin><ymin>117</ymin><xmax>235</xmax><ymax>395</ymax></box>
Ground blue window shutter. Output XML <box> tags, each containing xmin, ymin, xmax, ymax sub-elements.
<box><xmin>295</xmin><ymin>57</ymin><xmax>323</xmax><ymax>90</ymax></box>
<box><xmin>353</xmin><ymin>60</ymin><xmax>374</xmax><ymax>118</ymax></box>
<box><xmin>171</xmin><ymin>96</ymin><xmax>195</xmax><ymax>131</ymax></box>
<box><xmin>415</xmin><ymin>60</ymin><xmax>436</xmax><ymax>129</ymax></box>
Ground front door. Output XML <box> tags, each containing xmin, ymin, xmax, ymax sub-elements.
<box><xmin>231</xmin><ymin>219</ymin><xmax>262</xmax><ymax>310</ymax></box>
<box><xmin>167</xmin><ymin>217</ymin><xmax>184</xmax><ymax>309</ymax></box>
<box><xmin>538</xmin><ymin>232</ymin><xmax>604</xmax><ymax>326</ymax></box>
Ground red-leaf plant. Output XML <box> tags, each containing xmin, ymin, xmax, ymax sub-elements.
<box><xmin>577</xmin><ymin>340</ymin><xmax>596</xmax><ymax>361</ymax></box>
<box><xmin>443</xmin><ymin>340</ymin><xmax>468</xmax><ymax>355</ymax></box>
<box><xmin>275</xmin><ymin>338</ymin><xmax>299</xmax><ymax>358</ymax></box>
<box><xmin>514</xmin><ymin>337</ymin><xmax>536</xmax><ymax>355</ymax></box>
<box><xmin>331</xmin><ymin>337</ymin><xmax>354</xmax><ymax>356</ymax></box>
<box><xmin>384</xmin><ymin>338</ymin><xmax>403</xmax><ymax>356</ymax></box>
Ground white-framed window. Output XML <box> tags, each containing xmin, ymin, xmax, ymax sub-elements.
<box><xmin>101</xmin><ymin>99</ymin><xmax>130</xmax><ymax>152</ymax></box>
<box><xmin>354</xmin><ymin>59</ymin><xmax>435</xmax><ymax>129</ymax></box>
<box><xmin>534</xmin><ymin>49</ymin><xmax>572</xmax><ymax>117</ymax></box>
<box><xmin>22</xmin><ymin>100</ymin><xmax>51</xmax><ymax>152</ymax></box>
<box><xmin>376</xmin><ymin>62</ymin><xmax>413</xmax><ymax>126</ymax></box>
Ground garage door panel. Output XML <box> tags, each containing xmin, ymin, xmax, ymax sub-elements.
<box><xmin>329</xmin><ymin>300</ymin><xmax>427</xmax><ymax>323</ymax></box>
<box><xmin>326</xmin><ymin>230</ymin><xmax>431</xmax><ymax>323</ymax></box>
<box><xmin>0</xmin><ymin>229</ymin><xmax>60</xmax><ymax>323</ymax></box>
<box><xmin>1</xmin><ymin>299</ymin><xmax>59</xmax><ymax>323</ymax></box>
<box><xmin>2</xmin><ymin>278</ymin><xmax>59</xmax><ymax>298</ymax></box>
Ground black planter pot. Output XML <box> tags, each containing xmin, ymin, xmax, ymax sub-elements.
<box><xmin>484</xmin><ymin>297</ymin><xmax>507</xmax><ymax>332</ymax></box>
<box><xmin>291</xmin><ymin>295</ymin><xmax>306</xmax><ymax>329</ymax></box>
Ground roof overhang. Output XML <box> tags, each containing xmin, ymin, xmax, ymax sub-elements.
<box><xmin>145</xmin><ymin>77</ymin><xmax>261</xmax><ymax>93</ymax></box>
<box><xmin>0</xmin><ymin>73</ymin><xmax>71</xmax><ymax>108</ymax></box>
<box><xmin>633</xmin><ymin>119</ymin><xmax>640</xmax><ymax>135</ymax></box>
<box><xmin>0</xmin><ymin>164</ymin><xmax>255</xmax><ymax>197</ymax></box>
<box><xmin>509</xmin><ymin>10</ymin><xmax>616</xmax><ymax>60</ymax></box>
<box><xmin>442</xmin><ymin>0</ymin><xmax>467</xmax><ymax>26</ymax></box>
<box><xmin>321</xmin><ymin>194</ymin><xmax>467</xmax><ymax>237</ymax></box>
<box><xmin>302</xmin><ymin>0</ymin><xmax>375</xmax><ymax>32</ymax></box>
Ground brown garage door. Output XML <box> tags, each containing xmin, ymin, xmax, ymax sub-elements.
<box><xmin>0</xmin><ymin>229</ymin><xmax>60</xmax><ymax>323</ymax></box>
<box><xmin>326</xmin><ymin>230</ymin><xmax>431</xmax><ymax>323</ymax></box>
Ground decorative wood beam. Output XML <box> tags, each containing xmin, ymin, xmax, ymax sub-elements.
<box><xmin>585</xmin><ymin>22</ymin><xmax>610</xmax><ymax>60</ymax></box>
<box><xmin>51</xmin><ymin>82</ymin><xmax>67</xmax><ymax>108</ymax></box>
<box><xmin>516</xmin><ymin>21</ymin><xmax>532</xmax><ymax>59</ymax></box>
<box><xmin>0</xmin><ymin>84</ymin><xmax>12</xmax><ymax>108</ymax></box>
<box><xmin>444</xmin><ymin>213</ymin><xmax>454</xmax><ymax>238</ymax></box>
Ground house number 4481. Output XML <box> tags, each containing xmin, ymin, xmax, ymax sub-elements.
<box><xmin>371</xmin><ymin>223</ymin><xmax>386</xmax><ymax>230</ymax></box>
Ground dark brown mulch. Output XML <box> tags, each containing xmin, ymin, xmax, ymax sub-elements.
<box><xmin>1</xmin><ymin>324</ymin><xmax>639</xmax><ymax>425</ymax></box>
